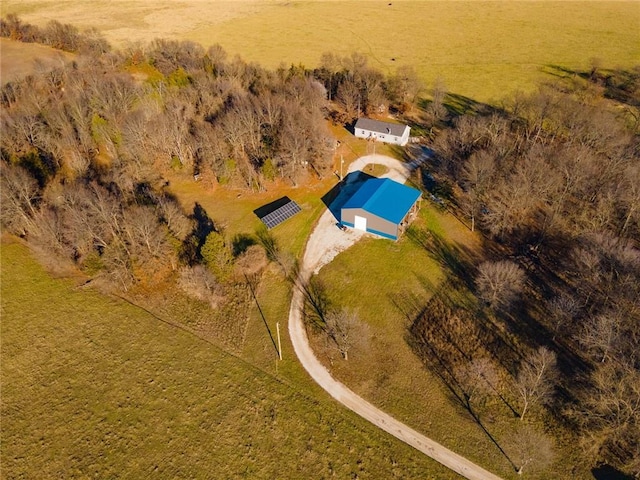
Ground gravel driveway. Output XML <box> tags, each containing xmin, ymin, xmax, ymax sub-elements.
<box><xmin>288</xmin><ymin>154</ymin><xmax>504</xmax><ymax>480</ymax></box>
<box><xmin>306</xmin><ymin>154</ymin><xmax>413</xmax><ymax>274</ymax></box>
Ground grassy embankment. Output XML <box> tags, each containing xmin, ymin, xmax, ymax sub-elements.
<box><xmin>4</xmin><ymin>1</ymin><xmax>639</xmax><ymax>102</ymax></box>
<box><xmin>1</xmin><ymin>238</ymin><xmax>461</xmax><ymax>479</ymax></box>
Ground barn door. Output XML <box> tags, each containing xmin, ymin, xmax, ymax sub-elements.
<box><xmin>354</xmin><ymin>215</ymin><xmax>367</xmax><ymax>231</ymax></box>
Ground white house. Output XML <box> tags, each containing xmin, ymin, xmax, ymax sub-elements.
<box><xmin>354</xmin><ymin>118</ymin><xmax>411</xmax><ymax>146</ymax></box>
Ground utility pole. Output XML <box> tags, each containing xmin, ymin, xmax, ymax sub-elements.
<box><xmin>276</xmin><ymin>322</ymin><xmax>283</xmax><ymax>360</ymax></box>
<box><xmin>340</xmin><ymin>155</ymin><xmax>344</xmax><ymax>181</ymax></box>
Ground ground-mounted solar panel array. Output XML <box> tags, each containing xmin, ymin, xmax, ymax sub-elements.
<box><xmin>254</xmin><ymin>196</ymin><xmax>302</xmax><ymax>229</ymax></box>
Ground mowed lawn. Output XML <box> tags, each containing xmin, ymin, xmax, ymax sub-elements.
<box><xmin>0</xmin><ymin>240</ymin><xmax>461</xmax><ymax>479</ymax></box>
<box><xmin>4</xmin><ymin>1</ymin><xmax>639</xmax><ymax>102</ymax></box>
<box><xmin>313</xmin><ymin>205</ymin><xmax>590</xmax><ymax>479</ymax></box>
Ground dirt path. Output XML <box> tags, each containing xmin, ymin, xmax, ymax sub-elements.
<box><xmin>288</xmin><ymin>154</ymin><xmax>504</xmax><ymax>480</ymax></box>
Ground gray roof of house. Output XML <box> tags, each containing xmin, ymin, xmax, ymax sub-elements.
<box><xmin>354</xmin><ymin>118</ymin><xmax>409</xmax><ymax>137</ymax></box>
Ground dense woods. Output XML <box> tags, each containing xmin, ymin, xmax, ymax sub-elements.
<box><xmin>0</xmin><ymin>16</ymin><xmax>425</xmax><ymax>288</ymax></box>
<box><xmin>2</xmin><ymin>15</ymin><xmax>639</xmax><ymax>478</ymax></box>
<box><xmin>0</xmin><ymin>16</ymin><xmax>422</xmax><ymax>343</ymax></box>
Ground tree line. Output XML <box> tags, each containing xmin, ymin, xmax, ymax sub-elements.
<box><xmin>0</xmin><ymin>16</ymin><xmax>422</xmax><ymax>345</ymax></box>
<box><xmin>410</xmin><ymin>67</ymin><xmax>639</xmax><ymax>476</ymax></box>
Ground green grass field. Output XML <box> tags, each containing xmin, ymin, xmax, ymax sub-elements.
<box><xmin>313</xmin><ymin>205</ymin><xmax>591</xmax><ymax>479</ymax></box>
<box><xmin>4</xmin><ymin>1</ymin><xmax>638</xmax><ymax>102</ymax></box>
<box><xmin>1</xmin><ymin>239</ymin><xmax>462</xmax><ymax>479</ymax></box>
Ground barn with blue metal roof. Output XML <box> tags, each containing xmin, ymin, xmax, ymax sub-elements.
<box><xmin>341</xmin><ymin>177</ymin><xmax>421</xmax><ymax>240</ymax></box>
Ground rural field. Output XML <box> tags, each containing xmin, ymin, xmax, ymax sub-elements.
<box><xmin>0</xmin><ymin>37</ymin><xmax>73</xmax><ymax>84</ymax></box>
<box><xmin>0</xmin><ymin>239</ymin><xmax>459</xmax><ymax>479</ymax></box>
<box><xmin>2</xmin><ymin>1</ymin><xmax>639</xmax><ymax>102</ymax></box>
<box><xmin>1</xmin><ymin>1</ymin><xmax>638</xmax><ymax>479</ymax></box>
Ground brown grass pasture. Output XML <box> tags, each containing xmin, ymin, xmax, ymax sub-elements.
<box><xmin>0</xmin><ymin>38</ymin><xmax>74</xmax><ymax>84</ymax></box>
<box><xmin>3</xmin><ymin>1</ymin><xmax>639</xmax><ymax>102</ymax></box>
<box><xmin>1</xmin><ymin>239</ymin><xmax>460</xmax><ymax>479</ymax></box>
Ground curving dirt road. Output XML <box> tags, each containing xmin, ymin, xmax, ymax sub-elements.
<box><xmin>288</xmin><ymin>154</ymin><xmax>503</xmax><ymax>480</ymax></box>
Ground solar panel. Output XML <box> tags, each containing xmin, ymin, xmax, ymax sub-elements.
<box><xmin>255</xmin><ymin>197</ymin><xmax>302</xmax><ymax>229</ymax></box>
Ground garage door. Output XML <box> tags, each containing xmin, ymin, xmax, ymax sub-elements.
<box><xmin>354</xmin><ymin>215</ymin><xmax>367</xmax><ymax>231</ymax></box>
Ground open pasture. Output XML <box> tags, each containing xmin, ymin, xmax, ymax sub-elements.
<box><xmin>0</xmin><ymin>239</ymin><xmax>458</xmax><ymax>479</ymax></box>
<box><xmin>3</xmin><ymin>1</ymin><xmax>639</xmax><ymax>102</ymax></box>
<box><xmin>0</xmin><ymin>38</ymin><xmax>74</xmax><ymax>84</ymax></box>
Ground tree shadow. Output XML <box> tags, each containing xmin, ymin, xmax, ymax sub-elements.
<box><xmin>387</xmin><ymin>272</ymin><xmax>436</xmax><ymax>327</ymax></box>
<box><xmin>502</xmin><ymin>227</ymin><xmax>594</xmax><ymax>384</ymax></box>
<box><xmin>301</xmin><ymin>276</ymin><xmax>332</xmax><ymax>331</ymax></box>
<box><xmin>406</xmin><ymin>228</ymin><xmax>478</xmax><ymax>292</ymax></box>
<box><xmin>543</xmin><ymin>64</ymin><xmax>640</xmax><ymax>107</ymax></box>
<box><xmin>407</xmin><ymin>284</ymin><xmax>523</xmax><ymax>406</ymax></box>
<box><xmin>232</xmin><ymin>233</ymin><xmax>256</xmax><ymax>257</ymax></box>
<box><xmin>542</xmin><ymin>64</ymin><xmax>584</xmax><ymax>80</ymax></box>
<box><xmin>254</xmin><ymin>224</ymin><xmax>277</xmax><ymax>255</ymax></box>
<box><xmin>180</xmin><ymin>202</ymin><xmax>215</xmax><ymax>265</ymax></box>
<box><xmin>18</xmin><ymin>149</ymin><xmax>58</xmax><ymax>188</ymax></box>
<box><xmin>591</xmin><ymin>464</ymin><xmax>636</xmax><ymax>480</ymax></box>
<box><xmin>405</xmin><ymin>301</ymin><xmax>518</xmax><ymax>471</ymax></box>
<box><xmin>245</xmin><ymin>273</ymin><xmax>279</xmax><ymax>359</ymax></box>
<box><xmin>443</xmin><ymin>93</ymin><xmax>500</xmax><ymax>117</ymax></box>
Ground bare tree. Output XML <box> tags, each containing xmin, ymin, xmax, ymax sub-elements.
<box><xmin>123</xmin><ymin>205</ymin><xmax>171</xmax><ymax>261</ymax></box>
<box><xmin>0</xmin><ymin>163</ymin><xmax>40</xmax><ymax>235</ymax></box>
<box><xmin>157</xmin><ymin>196</ymin><xmax>193</xmax><ymax>242</ymax></box>
<box><xmin>572</xmin><ymin>361</ymin><xmax>640</xmax><ymax>474</ymax></box>
<box><xmin>386</xmin><ymin>65</ymin><xmax>424</xmax><ymax>113</ymax></box>
<box><xmin>425</xmin><ymin>77</ymin><xmax>447</xmax><ymax>122</ymax></box>
<box><xmin>27</xmin><ymin>205</ymin><xmax>72</xmax><ymax>260</ymax></box>
<box><xmin>461</xmin><ymin>150</ymin><xmax>495</xmax><ymax>232</ymax></box>
<box><xmin>505</xmin><ymin>424</ymin><xmax>555</xmax><ymax>475</ymax></box>
<box><xmin>481</xmin><ymin>175</ymin><xmax>535</xmax><ymax>242</ymax></box>
<box><xmin>578</xmin><ymin>311</ymin><xmax>621</xmax><ymax>363</ymax></box>
<box><xmin>178</xmin><ymin>265</ymin><xmax>224</xmax><ymax>308</ymax></box>
<box><xmin>476</xmin><ymin>260</ymin><xmax>526</xmax><ymax>310</ymax></box>
<box><xmin>278</xmin><ymin>101</ymin><xmax>315</xmax><ymax>182</ymax></box>
<box><xmin>156</xmin><ymin>98</ymin><xmax>198</xmax><ymax>168</ymax></box>
<box><xmin>454</xmin><ymin>356</ymin><xmax>499</xmax><ymax>407</ymax></box>
<box><xmin>515</xmin><ymin>346</ymin><xmax>557</xmax><ymax>420</ymax></box>
<box><xmin>547</xmin><ymin>292</ymin><xmax>581</xmax><ymax>340</ymax></box>
<box><xmin>234</xmin><ymin>244</ymin><xmax>268</xmax><ymax>280</ymax></box>
<box><xmin>101</xmin><ymin>240</ymin><xmax>135</xmax><ymax>291</ymax></box>
<box><xmin>324</xmin><ymin>308</ymin><xmax>368</xmax><ymax>361</ymax></box>
<box><xmin>336</xmin><ymin>78</ymin><xmax>361</xmax><ymax>121</ymax></box>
